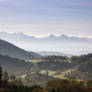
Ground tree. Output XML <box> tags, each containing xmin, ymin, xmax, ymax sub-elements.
<box><xmin>87</xmin><ymin>80</ymin><xmax>92</xmax><ymax>87</ymax></box>
<box><xmin>0</xmin><ymin>66</ymin><xmax>3</xmax><ymax>87</ymax></box>
<box><xmin>8</xmin><ymin>75</ymin><xmax>17</xmax><ymax>88</ymax></box>
<box><xmin>16</xmin><ymin>78</ymin><xmax>23</xmax><ymax>87</ymax></box>
<box><xmin>51</xmin><ymin>89</ymin><xmax>55</xmax><ymax>92</ymax></box>
<box><xmin>9</xmin><ymin>75</ymin><xmax>23</xmax><ymax>88</ymax></box>
<box><xmin>3</xmin><ymin>71</ymin><xmax>9</xmax><ymax>88</ymax></box>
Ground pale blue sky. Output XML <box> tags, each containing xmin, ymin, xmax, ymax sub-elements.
<box><xmin>0</xmin><ymin>0</ymin><xmax>92</xmax><ymax>37</ymax></box>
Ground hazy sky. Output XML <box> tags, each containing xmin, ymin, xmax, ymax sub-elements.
<box><xmin>0</xmin><ymin>0</ymin><xmax>92</xmax><ymax>37</ymax></box>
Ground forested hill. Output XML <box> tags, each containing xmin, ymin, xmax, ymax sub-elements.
<box><xmin>0</xmin><ymin>55</ymin><xmax>31</xmax><ymax>75</ymax></box>
<box><xmin>0</xmin><ymin>39</ymin><xmax>41</xmax><ymax>60</ymax></box>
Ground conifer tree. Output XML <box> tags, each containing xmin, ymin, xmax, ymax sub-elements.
<box><xmin>0</xmin><ymin>66</ymin><xmax>3</xmax><ymax>87</ymax></box>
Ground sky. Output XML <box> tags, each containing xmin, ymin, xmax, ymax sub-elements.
<box><xmin>0</xmin><ymin>0</ymin><xmax>92</xmax><ymax>37</ymax></box>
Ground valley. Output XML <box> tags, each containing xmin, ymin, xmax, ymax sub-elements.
<box><xmin>16</xmin><ymin>54</ymin><xmax>92</xmax><ymax>86</ymax></box>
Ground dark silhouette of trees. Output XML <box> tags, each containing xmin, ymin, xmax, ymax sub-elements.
<box><xmin>45</xmin><ymin>79</ymin><xmax>92</xmax><ymax>92</ymax></box>
<box><xmin>0</xmin><ymin>66</ymin><xmax>3</xmax><ymax>87</ymax></box>
<box><xmin>87</xmin><ymin>80</ymin><xmax>92</xmax><ymax>87</ymax></box>
<box><xmin>2</xmin><ymin>71</ymin><xmax>9</xmax><ymax>88</ymax></box>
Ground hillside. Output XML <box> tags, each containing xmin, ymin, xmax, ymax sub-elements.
<box><xmin>70</xmin><ymin>54</ymin><xmax>92</xmax><ymax>80</ymax></box>
<box><xmin>0</xmin><ymin>53</ymin><xmax>92</xmax><ymax>85</ymax></box>
<box><xmin>0</xmin><ymin>55</ymin><xmax>31</xmax><ymax>75</ymax></box>
<box><xmin>0</xmin><ymin>39</ymin><xmax>41</xmax><ymax>60</ymax></box>
<box><xmin>27</xmin><ymin>54</ymin><xmax>92</xmax><ymax>80</ymax></box>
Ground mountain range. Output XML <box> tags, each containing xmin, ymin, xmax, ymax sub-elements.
<box><xmin>0</xmin><ymin>32</ymin><xmax>91</xmax><ymax>43</ymax></box>
<box><xmin>0</xmin><ymin>32</ymin><xmax>92</xmax><ymax>55</ymax></box>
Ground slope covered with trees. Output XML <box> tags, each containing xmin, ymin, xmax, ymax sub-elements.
<box><xmin>0</xmin><ymin>55</ymin><xmax>32</xmax><ymax>75</ymax></box>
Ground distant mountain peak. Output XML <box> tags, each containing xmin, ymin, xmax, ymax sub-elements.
<box><xmin>59</xmin><ymin>34</ymin><xmax>68</xmax><ymax>38</ymax></box>
<box><xmin>48</xmin><ymin>34</ymin><xmax>56</xmax><ymax>38</ymax></box>
<box><xmin>12</xmin><ymin>32</ymin><xmax>25</xmax><ymax>36</ymax></box>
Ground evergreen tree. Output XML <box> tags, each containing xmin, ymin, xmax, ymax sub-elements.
<box><xmin>3</xmin><ymin>71</ymin><xmax>9</xmax><ymax>88</ymax></box>
<box><xmin>0</xmin><ymin>66</ymin><xmax>3</xmax><ymax>87</ymax></box>
<box><xmin>52</xmin><ymin>89</ymin><xmax>55</xmax><ymax>92</ymax></box>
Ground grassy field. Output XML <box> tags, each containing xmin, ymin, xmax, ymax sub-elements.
<box><xmin>25</xmin><ymin>59</ymin><xmax>43</xmax><ymax>63</ymax></box>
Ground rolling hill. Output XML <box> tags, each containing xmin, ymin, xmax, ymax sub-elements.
<box><xmin>0</xmin><ymin>55</ymin><xmax>31</xmax><ymax>75</ymax></box>
<box><xmin>0</xmin><ymin>39</ymin><xmax>41</xmax><ymax>60</ymax></box>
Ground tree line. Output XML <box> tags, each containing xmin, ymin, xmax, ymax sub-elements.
<box><xmin>0</xmin><ymin>66</ymin><xmax>44</xmax><ymax>92</ymax></box>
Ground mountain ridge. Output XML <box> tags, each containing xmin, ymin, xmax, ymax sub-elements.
<box><xmin>0</xmin><ymin>32</ymin><xmax>92</xmax><ymax>55</ymax></box>
<box><xmin>0</xmin><ymin>31</ymin><xmax>91</xmax><ymax>40</ymax></box>
<box><xmin>0</xmin><ymin>31</ymin><xmax>91</xmax><ymax>44</ymax></box>
<box><xmin>0</xmin><ymin>39</ymin><xmax>41</xmax><ymax>60</ymax></box>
